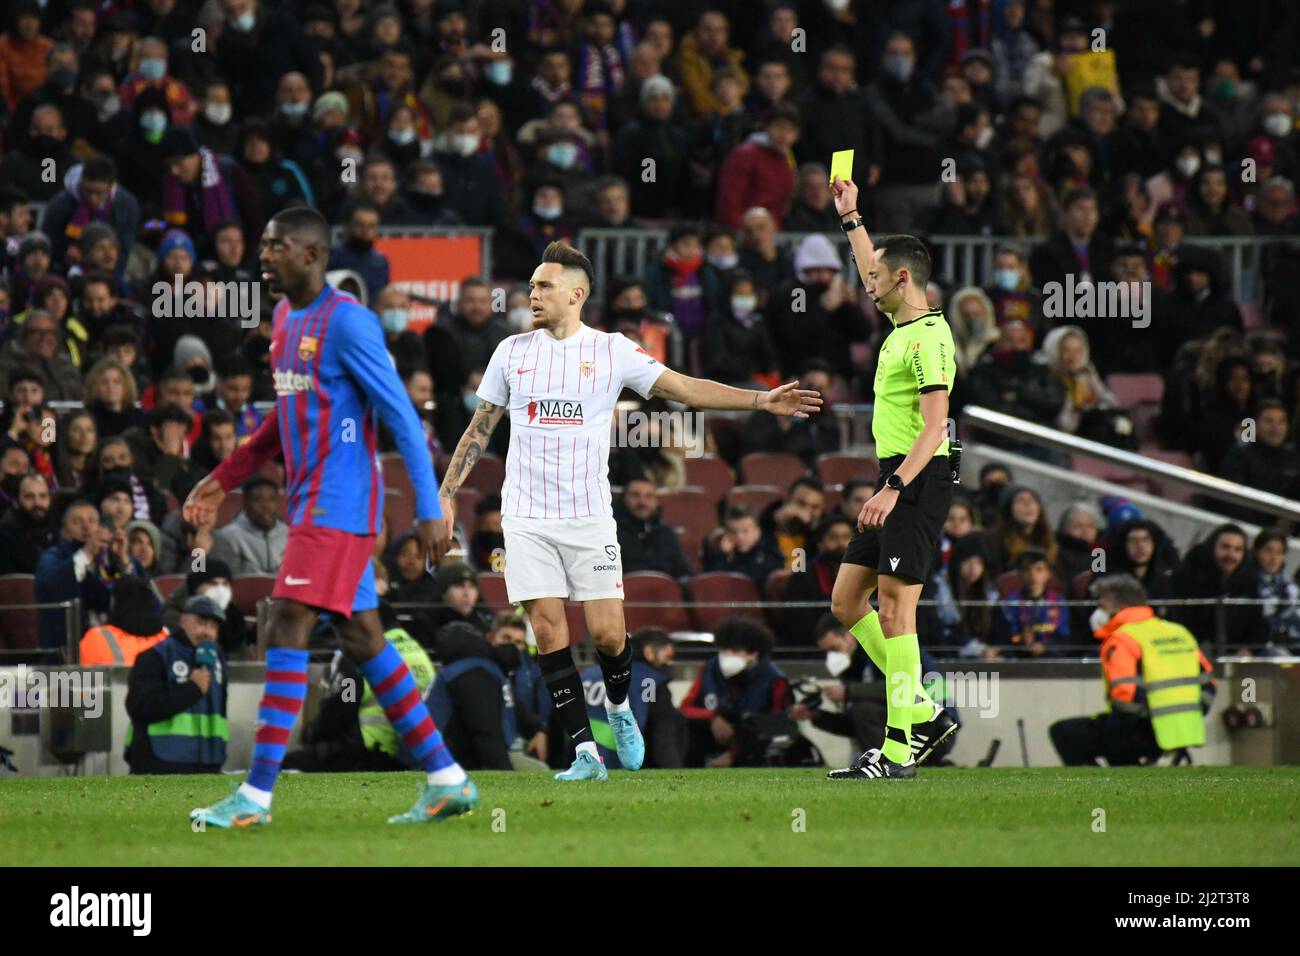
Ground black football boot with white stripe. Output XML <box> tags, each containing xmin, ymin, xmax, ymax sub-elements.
<box><xmin>909</xmin><ymin>703</ymin><xmax>960</xmax><ymax>764</ymax></box>
<box><xmin>826</xmin><ymin>747</ymin><xmax>916</xmax><ymax>780</ymax></box>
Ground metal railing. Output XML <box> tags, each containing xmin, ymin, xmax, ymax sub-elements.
<box><xmin>963</xmin><ymin>405</ymin><xmax>1300</xmax><ymax>522</ymax></box>
<box><xmin>575</xmin><ymin>229</ymin><xmax>1275</xmax><ymax>305</ymax></box>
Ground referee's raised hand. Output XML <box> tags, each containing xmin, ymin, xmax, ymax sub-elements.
<box><xmin>831</xmin><ymin>175</ymin><xmax>858</xmax><ymax>217</ymax></box>
<box><xmin>759</xmin><ymin>380</ymin><xmax>823</xmax><ymax>419</ymax></box>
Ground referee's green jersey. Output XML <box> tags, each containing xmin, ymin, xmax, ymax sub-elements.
<box><xmin>871</xmin><ymin>309</ymin><xmax>958</xmax><ymax>459</ymax></box>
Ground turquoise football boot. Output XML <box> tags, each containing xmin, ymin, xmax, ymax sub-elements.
<box><xmin>607</xmin><ymin>709</ymin><xmax>645</xmax><ymax>771</ymax></box>
<box><xmin>190</xmin><ymin>788</ymin><xmax>272</xmax><ymax>829</ymax></box>
<box><xmin>387</xmin><ymin>778</ymin><xmax>479</xmax><ymax>824</ymax></box>
<box><xmin>554</xmin><ymin>750</ymin><xmax>608</xmax><ymax>781</ymax></box>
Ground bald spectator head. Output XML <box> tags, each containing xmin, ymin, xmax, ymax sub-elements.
<box><xmin>741</xmin><ymin>206</ymin><xmax>776</xmax><ymax>252</ymax></box>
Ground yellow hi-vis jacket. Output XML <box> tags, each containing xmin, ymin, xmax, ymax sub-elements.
<box><xmin>358</xmin><ymin>627</ymin><xmax>436</xmax><ymax>757</ymax></box>
<box><xmin>1095</xmin><ymin>605</ymin><xmax>1214</xmax><ymax>751</ymax></box>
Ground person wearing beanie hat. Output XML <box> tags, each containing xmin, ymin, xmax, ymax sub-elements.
<box><xmin>157</xmin><ymin>228</ymin><xmax>197</xmax><ymax>265</ymax></box>
<box><xmin>125</xmin><ymin>518</ymin><xmax>163</xmax><ymax>575</ymax></box>
<box><xmin>159</xmin><ymin>555</ymin><xmax>252</xmax><ymax>657</ymax></box>
<box><xmin>313</xmin><ymin>90</ymin><xmax>349</xmax><ymax>124</ymax></box>
<box><xmin>160</xmin><ymin>124</ymin><xmax>262</xmax><ymax>245</ymax></box>
<box><xmin>77</xmin><ymin>221</ymin><xmax>117</xmax><ymax>260</ymax></box>
<box><xmin>429</xmin><ymin>558</ymin><xmax>493</xmax><ymax>636</ymax></box>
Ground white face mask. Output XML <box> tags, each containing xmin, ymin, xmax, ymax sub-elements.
<box><xmin>1176</xmin><ymin>155</ymin><xmax>1200</xmax><ymax>178</ymax></box>
<box><xmin>507</xmin><ymin>306</ymin><xmax>532</xmax><ymax>331</ymax></box>
<box><xmin>975</xmin><ymin>126</ymin><xmax>995</xmax><ymax>149</ymax></box>
<box><xmin>825</xmin><ymin>650</ymin><xmax>853</xmax><ymax>676</ymax></box>
<box><xmin>1089</xmin><ymin>607</ymin><xmax>1111</xmax><ymax>633</ymax></box>
<box><xmin>731</xmin><ymin>294</ymin><xmax>758</xmax><ymax>319</ymax></box>
<box><xmin>205</xmin><ymin>583</ymin><xmax>233</xmax><ymax>611</ymax></box>
<box><xmin>205</xmin><ymin>102</ymin><xmax>232</xmax><ymax>126</ymax></box>
<box><xmin>454</xmin><ymin>133</ymin><xmax>479</xmax><ymax>156</ymax></box>
<box><xmin>1264</xmin><ymin>113</ymin><xmax>1292</xmax><ymax>138</ymax></box>
<box><xmin>718</xmin><ymin>651</ymin><xmax>750</xmax><ymax>678</ymax></box>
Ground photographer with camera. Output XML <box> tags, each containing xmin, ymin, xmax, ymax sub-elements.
<box><xmin>125</xmin><ymin>594</ymin><xmax>230</xmax><ymax>775</ymax></box>
<box><xmin>680</xmin><ymin>616</ymin><xmax>801</xmax><ymax>768</ymax></box>
<box><xmin>791</xmin><ymin>614</ymin><xmax>960</xmax><ymax>764</ymax></box>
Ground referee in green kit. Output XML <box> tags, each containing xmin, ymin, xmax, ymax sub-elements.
<box><xmin>825</xmin><ymin>175</ymin><xmax>960</xmax><ymax>779</ymax></box>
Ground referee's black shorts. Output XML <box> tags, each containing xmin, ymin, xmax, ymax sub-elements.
<box><xmin>842</xmin><ymin>454</ymin><xmax>953</xmax><ymax>585</ymax></box>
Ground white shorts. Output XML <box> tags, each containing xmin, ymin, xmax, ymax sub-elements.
<box><xmin>501</xmin><ymin>513</ymin><xmax>624</xmax><ymax>603</ymax></box>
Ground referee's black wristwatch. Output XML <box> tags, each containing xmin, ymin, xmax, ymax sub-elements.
<box><xmin>885</xmin><ymin>473</ymin><xmax>906</xmax><ymax>492</ymax></box>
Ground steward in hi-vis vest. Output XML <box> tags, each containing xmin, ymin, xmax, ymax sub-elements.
<box><xmin>1051</xmin><ymin>574</ymin><xmax>1215</xmax><ymax>766</ymax></box>
<box><xmin>125</xmin><ymin>595</ymin><xmax>229</xmax><ymax>774</ymax></box>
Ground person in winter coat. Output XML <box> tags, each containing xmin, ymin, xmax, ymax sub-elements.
<box><xmin>613</xmin><ymin>479</ymin><xmax>693</xmax><ymax>581</ymax></box>
<box><xmin>1168</xmin><ymin>523</ymin><xmax>1268</xmax><ymax>651</ymax></box>
<box><xmin>713</xmin><ymin>104</ymin><xmax>800</xmax><ymax>230</ymax></box>
<box><xmin>965</xmin><ymin>318</ymin><xmax>1067</xmax><ymax>437</ymax></box>
<box><xmin>1037</xmin><ymin>325</ymin><xmax>1129</xmax><ymax>444</ymax></box>
<box><xmin>38</xmin><ymin>156</ymin><xmax>141</xmax><ymax>270</ymax></box>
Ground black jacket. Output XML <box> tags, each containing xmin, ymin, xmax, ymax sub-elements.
<box><xmin>125</xmin><ymin>633</ymin><xmax>225</xmax><ymax>774</ymax></box>
<box><xmin>614</xmin><ymin>500</ymin><xmax>693</xmax><ymax>579</ymax></box>
<box><xmin>0</xmin><ymin>508</ymin><xmax>58</xmax><ymax>575</ymax></box>
<box><xmin>764</xmin><ymin>280</ymin><xmax>872</xmax><ymax>380</ymax></box>
<box><xmin>432</xmin><ymin>627</ymin><xmax>513</xmax><ymax>771</ymax></box>
<box><xmin>965</xmin><ymin>350</ymin><xmax>1067</xmax><ymax>426</ymax></box>
<box><xmin>1168</xmin><ymin>529</ymin><xmax>1268</xmax><ymax>650</ymax></box>
<box><xmin>1029</xmin><ymin>230</ymin><xmax>1116</xmax><ymax>289</ymax></box>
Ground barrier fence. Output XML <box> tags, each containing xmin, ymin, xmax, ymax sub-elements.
<box><xmin>2</xmin><ymin>595</ymin><xmax>1291</xmax><ymax>663</ymax></box>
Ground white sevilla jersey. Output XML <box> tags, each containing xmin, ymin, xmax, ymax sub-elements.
<box><xmin>477</xmin><ymin>323</ymin><xmax>666</xmax><ymax>519</ymax></box>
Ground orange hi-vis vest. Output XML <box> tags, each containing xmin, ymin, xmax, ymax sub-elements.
<box><xmin>79</xmin><ymin>625</ymin><xmax>168</xmax><ymax>666</ymax></box>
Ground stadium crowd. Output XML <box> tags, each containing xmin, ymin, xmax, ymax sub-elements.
<box><xmin>0</xmin><ymin>0</ymin><xmax>1299</xmax><ymax>679</ymax></box>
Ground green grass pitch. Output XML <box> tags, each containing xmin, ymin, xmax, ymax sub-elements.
<box><xmin>4</xmin><ymin>767</ymin><xmax>1298</xmax><ymax>866</ymax></box>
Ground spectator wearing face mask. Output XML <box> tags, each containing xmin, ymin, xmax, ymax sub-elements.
<box><xmin>497</xmin><ymin>181</ymin><xmax>578</xmax><ymax>280</ymax></box>
<box><xmin>116</xmin><ymin>35</ymin><xmax>197</xmax><ymax>125</ymax></box>
<box><xmin>702</xmin><ymin>271</ymin><xmax>777</xmax><ymax>387</ymax></box>
<box><xmin>194</xmin><ymin>78</ymin><xmax>239</xmax><ymax>155</ymax></box>
<box><xmin>0</xmin><ymin>104</ymin><xmax>70</xmax><ymax>203</ymax></box>
<box><xmin>160</xmin><ymin>558</ymin><xmax>251</xmax><ymax>656</ymax></box>
<box><xmin>947</xmin><ymin>285</ymin><xmax>1001</xmax><ymax>370</ymax></box>
<box><xmin>679</xmin><ymin>616</ymin><xmax>792</xmax><ymax>768</ymax></box>
<box><xmin>328</xmin><ymin>201</ymin><xmax>390</xmax><ymax>303</ymax></box>
<box><xmin>431</xmin><ymin>106</ymin><xmax>503</xmax><ymax>228</ymax></box>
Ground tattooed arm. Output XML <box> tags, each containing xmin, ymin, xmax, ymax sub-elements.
<box><xmin>439</xmin><ymin>399</ymin><xmax>507</xmax><ymax>514</ymax></box>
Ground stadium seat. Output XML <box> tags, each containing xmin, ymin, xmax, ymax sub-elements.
<box><xmin>384</xmin><ymin>487</ymin><xmax>415</xmax><ymax>535</ymax></box>
<box><xmin>478</xmin><ymin>572</ymin><xmax>509</xmax><ymax>610</ymax></box>
<box><xmin>216</xmin><ymin>491</ymin><xmax>244</xmax><ymax>528</ymax></box>
<box><xmin>687</xmin><ymin>571</ymin><xmax>762</xmax><ymax>631</ymax></box>
<box><xmin>454</xmin><ymin>487</ymin><xmax>482</xmax><ymax>526</ymax></box>
<box><xmin>705</xmin><ymin>416</ymin><xmax>744</xmax><ymax>465</ymax></box>
<box><xmin>764</xmin><ymin>568</ymin><xmax>793</xmax><ymax>631</ymax></box>
<box><xmin>683</xmin><ymin>455</ymin><xmax>735</xmax><ymax>507</ymax></box>
<box><xmin>153</xmin><ymin>575</ymin><xmax>186</xmax><ymax>599</ymax></box>
<box><xmin>1105</xmin><ymin>373</ymin><xmax>1164</xmax><ymax>406</ymax></box>
<box><xmin>1071</xmin><ymin>456</ymin><xmax>1153</xmax><ymax>493</ymax></box>
<box><xmin>675</xmin><ymin>527</ymin><xmax>702</xmax><ymax>573</ymax></box>
<box><xmin>0</xmin><ymin>574</ymin><xmax>38</xmax><ymax>651</ymax></box>
<box><xmin>738</xmin><ymin>451</ymin><xmax>807</xmax><ymax>489</ymax></box>
<box><xmin>658</xmin><ymin>487</ymin><xmax>718</xmax><ymax>540</ymax></box>
<box><xmin>822</xmin><ymin>487</ymin><xmax>843</xmax><ymax>515</ymax></box>
<box><xmin>380</xmin><ymin>454</ymin><xmax>415</xmax><ymax>501</ymax></box>
<box><xmin>816</xmin><ymin>452</ymin><xmax>879</xmax><ymax>487</ymax></box>
<box><xmin>724</xmin><ymin>484</ymin><xmax>782</xmax><ymax>515</ymax></box>
<box><xmin>231</xmin><ymin>575</ymin><xmax>277</xmax><ymax>618</ymax></box>
<box><xmin>463</xmin><ymin>454</ymin><xmax>506</xmax><ymax>496</ymax></box>
<box><xmin>622</xmin><ymin>571</ymin><xmax>691</xmax><ymax>632</ymax></box>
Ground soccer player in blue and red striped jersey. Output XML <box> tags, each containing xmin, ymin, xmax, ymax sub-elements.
<box><xmin>184</xmin><ymin>207</ymin><xmax>475</xmax><ymax>827</ymax></box>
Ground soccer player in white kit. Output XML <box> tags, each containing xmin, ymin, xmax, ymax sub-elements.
<box><xmin>438</xmin><ymin>242</ymin><xmax>822</xmax><ymax>780</ymax></box>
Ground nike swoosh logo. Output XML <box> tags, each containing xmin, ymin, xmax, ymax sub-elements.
<box><xmin>555</xmin><ymin>698</ymin><xmax>575</xmax><ymax>709</ymax></box>
<box><xmin>615</xmin><ymin>582</ymin><xmax>623</xmax><ymax>589</ymax></box>
<box><xmin>284</xmin><ymin>576</ymin><xmax>312</xmax><ymax>585</ymax></box>
<box><xmin>517</xmin><ymin>367</ymin><xmax>535</xmax><ymax>375</ymax></box>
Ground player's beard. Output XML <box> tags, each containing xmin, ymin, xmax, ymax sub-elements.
<box><xmin>531</xmin><ymin>309</ymin><xmax>562</xmax><ymax>331</ymax></box>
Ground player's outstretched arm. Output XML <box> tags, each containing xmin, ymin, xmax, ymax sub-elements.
<box><xmin>186</xmin><ymin>407</ymin><xmax>283</xmax><ymax>524</ymax></box>
<box><xmin>831</xmin><ymin>176</ymin><xmax>876</xmax><ymax>294</ymax></box>
<box><xmin>650</xmin><ymin>368</ymin><xmax>822</xmax><ymax>419</ymax></box>
<box><xmin>440</xmin><ymin>399</ymin><xmax>507</xmax><ymax>504</ymax></box>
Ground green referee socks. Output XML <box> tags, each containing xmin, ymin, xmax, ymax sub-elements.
<box><xmin>849</xmin><ymin>611</ymin><xmax>935</xmax><ymax>723</ymax></box>
<box><xmin>883</xmin><ymin>633</ymin><xmax>922</xmax><ymax>764</ymax></box>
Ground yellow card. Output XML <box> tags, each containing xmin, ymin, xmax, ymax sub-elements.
<box><xmin>829</xmin><ymin>149</ymin><xmax>854</xmax><ymax>185</ymax></box>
